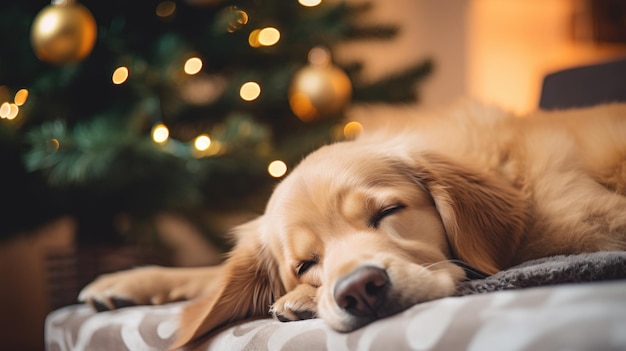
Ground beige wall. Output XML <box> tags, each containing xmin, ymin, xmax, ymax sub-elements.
<box><xmin>468</xmin><ymin>0</ymin><xmax>626</xmax><ymax>114</ymax></box>
<box><xmin>340</xmin><ymin>0</ymin><xmax>626</xmax><ymax>115</ymax></box>
<box><xmin>336</xmin><ymin>0</ymin><xmax>469</xmax><ymax>108</ymax></box>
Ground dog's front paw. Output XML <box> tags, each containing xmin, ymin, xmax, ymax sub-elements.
<box><xmin>78</xmin><ymin>266</ymin><xmax>185</xmax><ymax>311</ymax></box>
<box><xmin>270</xmin><ymin>284</ymin><xmax>318</xmax><ymax>322</ymax></box>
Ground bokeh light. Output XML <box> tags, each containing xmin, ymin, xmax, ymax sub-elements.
<box><xmin>227</xmin><ymin>7</ymin><xmax>249</xmax><ymax>33</ymax></box>
<box><xmin>249</xmin><ymin>27</ymin><xmax>281</xmax><ymax>47</ymax></box>
<box><xmin>0</xmin><ymin>102</ymin><xmax>10</xmax><ymax>118</ymax></box>
<box><xmin>7</xmin><ymin>103</ymin><xmax>18</xmax><ymax>119</ymax></box>
<box><xmin>258</xmin><ymin>27</ymin><xmax>280</xmax><ymax>46</ymax></box>
<box><xmin>112</xmin><ymin>66</ymin><xmax>129</xmax><ymax>85</ymax></box>
<box><xmin>152</xmin><ymin>123</ymin><xmax>169</xmax><ymax>144</ymax></box>
<box><xmin>184</xmin><ymin>57</ymin><xmax>203</xmax><ymax>75</ymax></box>
<box><xmin>48</xmin><ymin>138</ymin><xmax>60</xmax><ymax>152</ymax></box>
<box><xmin>194</xmin><ymin>134</ymin><xmax>211</xmax><ymax>151</ymax></box>
<box><xmin>268</xmin><ymin>160</ymin><xmax>288</xmax><ymax>178</ymax></box>
<box><xmin>0</xmin><ymin>102</ymin><xmax>19</xmax><ymax>120</ymax></box>
<box><xmin>156</xmin><ymin>1</ymin><xmax>176</xmax><ymax>18</ymax></box>
<box><xmin>248</xmin><ymin>29</ymin><xmax>261</xmax><ymax>47</ymax></box>
<box><xmin>299</xmin><ymin>0</ymin><xmax>323</xmax><ymax>7</ymax></box>
<box><xmin>14</xmin><ymin>89</ymin><xmax>29</xmax><ymax>106</ymax></box>
<box><xmin>240</xmin><ymin>81</ymin><xmax>261</xmax><ymax>101</ymax></box>
<box><xmin>343</xmin><ymin>121</ymin><xmax>363</xmax><ymax>139</ymax></box>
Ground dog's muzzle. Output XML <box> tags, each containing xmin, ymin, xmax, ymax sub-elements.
<box><xmin>333</xmin><ymin>266</ymin><xmax>390</xmax><ymax>318</ymax></box>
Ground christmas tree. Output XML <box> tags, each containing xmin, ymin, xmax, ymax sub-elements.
<box><xmin>0</xmin><ymin>0</ymin><xmax>432</xmax><ymax>247</ymax></box>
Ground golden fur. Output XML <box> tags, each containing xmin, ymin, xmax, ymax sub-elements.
<box><xmin>80</xmin><ymin>101</ymin><xmax>626</xmax><ymax>349</ymax></box>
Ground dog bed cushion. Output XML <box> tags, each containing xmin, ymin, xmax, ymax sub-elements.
<box><xmin>45</xmin><ymin>251</ymin><xmax>626</xmax><ymax>350</ymax></box>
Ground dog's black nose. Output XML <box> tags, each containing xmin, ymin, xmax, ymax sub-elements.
<box><xmin>333</xmin><ymin>266</ymin><xmax>389</xmax><ymax>317</ymax></box>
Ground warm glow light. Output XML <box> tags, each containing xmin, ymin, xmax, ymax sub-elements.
<box><xmin>268</xmin><ymin>160</ymin><xmax>288</xmax><ymax>178</ymax></box>
<box><xmin>184</xmin><ymin>57</ymin><xmax>203</xmax><ymax>75</ymax></box>
<box><xmin>0</xmin><ymin>102</ymin><xmax>10</xmax><ymax>118</ymax></box>
<box><xmin>152</xmin><ymin>123</ymin><xmax>169</xmax><ymax>144</ymax></box>
<box><xmin>343</xmin><ymin>121</ymin><xmax>363</xmax><ymax>139</ymax></box>
<box><xmin>0</xmin><ymin>103</ymin><xmax>18</xmax><ymax>120</ymax></box>
<box><xmin>299</xmin><ymin>0</ymin><xmax>322</xmax><ymax>7</ymax></box>
<box><xmin>467</xmin><ymin>0</ymin><xmax>624</xmax><ymax>114</ymax></box>
<box><xmin>0</xmin><ymin>102</ymin><xmax>11</xmax><ymax>118</ymax></box>
<box><xmin>48</xmin><ymin>138</ymin><xmax>60</xmax><ymax>152</ymax></box>
<box><xmin>226</xmin><ymin>7</ymin><xmax>249</xmax><ymax>33</ymax></box>
<box><xmin>308</xmin><ymin>47</ymin><xmax>331</xmax><ymax>66</ymax></box>
<box><xmin>240</xmin><ymin>81</ymin><xmax>261</xmax><ymax>101</ymax></box>
<box><xmin>258</xmin><ymin>27</ymin><xmax>280</xmax><ymax>46</ymax></box>
<box><xmin>248</xmin><ymin>29</ymin><xmax>261</xmax><ymax>47</ymax></box>
<box><xmin>14</xmin><ymin>89</ymin><xmax>29</xmax><ymax>106</ymax></box>
<box><xmin>194</xmin><ymin>134</ymin><xmax>211</xmax><ymax>151</ymax></box>
<box><xmin>112</xmin><ymin>66</ymin><xmax>129</xmax><ymax>85</ymax></box>
<box><xmin>6</xmin><ymin>103</ymin><xmax>18</xmax><ymax>120</ymax></box>
<box><xmin>156</xmin><ymin>1</ymin><xmax>176</xmax><ymax>18</ymax></box>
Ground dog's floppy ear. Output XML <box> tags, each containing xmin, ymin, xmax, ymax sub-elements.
<box><xmin>412</xmin><ymin>153</ymin><xmax>529</xmax><ymax>275</ymax></box>
<box><xmin>170</xmin><ymin>218</ymin><xmax>283</xmax><ymax>350</ymax></box>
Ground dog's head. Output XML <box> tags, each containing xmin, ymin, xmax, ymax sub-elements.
<box><xmin>174</xmin><ymin>136</ymin><xmax>528</xmax><ymax>347</ymax></box>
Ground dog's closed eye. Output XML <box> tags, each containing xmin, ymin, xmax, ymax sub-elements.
<box><xmin>370</xmin><ymin>204</ymin><xmax>406</xmax><ymax>228</ymax></box>
<box><xmin>296</xmin><ymin>256</ymin><xmax>319</xmax><ymax>276</ymax></box>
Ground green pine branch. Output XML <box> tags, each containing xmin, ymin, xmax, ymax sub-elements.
<box><xmin>0</xmin><ymin>0</ymin><xmax>433</xmax><ymax>245</ymax></box>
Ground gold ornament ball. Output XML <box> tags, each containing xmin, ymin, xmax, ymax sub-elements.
<box><xmin>289</xmin><ymin>64</ymin><xmax>352</xmax><ymax>122</ymax></box>
<box><xmin>31</xmin><ymin>3</ymin><xmax>97</xmax><ymax>65</ymax></box>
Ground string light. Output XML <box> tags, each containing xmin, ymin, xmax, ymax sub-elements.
<box><xmin>240</xmin><ymin>81</ymin><xmax>261</xmax><ymax>101</ymax></box>
<box><xmin>152</xmin><ymin>123</ymin><xmax>169</xmax><ymax>144</ymax></box>
<box><xmin>194</xmin><ymin>134</ymin><xmax>211</xmax><ymax>151</ymax></box>
<box><xmin>343</xmin><ymin>121</ymin><xmax>363</xmax><ymax>139</ymax></box>
<box><xmin>156</xmin><ymin>1</ymin><xmax>176</xmax><ymax>18</ymax></box>
<box><xmin>184</xmin><ymin>57</ymin><xmax>203</xmax><ymax>75</ymax></box>
<box><xmin>226</xmin><ymin>7</ymin><xmax>248</xmax><ymax>33</ymax></box>
<box><xmin>268</xmin><ymin>160</ymin><xmax>288</xmax><ymax>178</ymax></box>
<box><xmin>0</xmin><ymin>102</ymin><xmax>18</xmax><ymax>120</ymax></box>
<box><xmin>14</xmin><ymin>89</ymin><xmax>29</xmax><ymax>106</ymax></box>
<box><xmin>48</xmin><ymin>138</ymin><xmax>60</xmax><ymax>152</ymax></box>
<box><xmin>248</xmin><ymin>29</ymin><xmax>261</xmax><ymax>47</ymax></box>
<box><xmin>7</xmin><ymin>103</ymin><xmax>18</xmax><ymax>119</ymax></box>
<box><xmin>249</xmin><ymin>27</ymin><xmax>281</xmax><ymax>47</ymax></box>
<box><xmin>258</xmin><ymin>27</ymin><xmax>280</xmax><ymax>46</ymax></box>
<box><xmin>112</xmin><ymin>66</ymin><xmax>129</xmax><ymax>85</ymax></box>
<box><xmin>0</xmin><ymin>102</ymin><xmax>10</xmax><ymax>118</ymax></box>
<box><xmin>299</xmin><ymin>0</ymin><xmax>323</xmax><ymax>7</ymax></box>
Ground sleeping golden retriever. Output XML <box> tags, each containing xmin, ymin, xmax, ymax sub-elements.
<box><xmin>79</xmin><ymin>101</ymin><xmax>626</xmax><ymax>349</ymax></box>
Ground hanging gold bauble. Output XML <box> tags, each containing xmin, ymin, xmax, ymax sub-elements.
<box><xmin>289</xmin><ymin>61</ymin><xmax>352</xmax><ymax>122</ymax></box>
<box><xmin>30</xmin><ymin>1</ymin><xmax>97</xmax><ymax>65</ymax></box>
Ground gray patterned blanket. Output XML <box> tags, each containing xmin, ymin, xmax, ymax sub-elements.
<box><xmin>457</xmin><ymin>251</ymin><xmax>626</xmax><ymax>295</ymax></box>
<box><xmin>45</xmin><ymin>251</ymin><xmax>626</xmax><ymax>351</ymax></box>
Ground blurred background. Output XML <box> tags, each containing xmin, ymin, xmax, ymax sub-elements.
<box><xmin>1</xmin><ymin>0</ymin><xmax>625</xmax><ymax>349</ymax></box>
